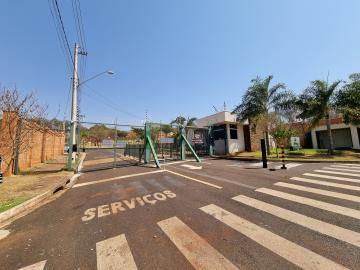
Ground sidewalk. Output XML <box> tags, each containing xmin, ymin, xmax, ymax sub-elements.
<box><xmin>0</xmin><ymin>155</ymin><xmax>73</xmax><ymax>214</ymax></box>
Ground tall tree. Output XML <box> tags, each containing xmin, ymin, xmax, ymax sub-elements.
<box><xmin>170</xmin><ymin>116</ymin><xmax>197</xmax><ymax>126</ymax></box>
<box><xmin>336</xmin><ymin>73</ymin><xmax>360</xmax><ymax>125</ymax></box>
<box><xmin>233</xmin><ymin>75</ymin><xmax>291</xmax><ymax>154</ymax></box>
<box><xmin>296</xmin><ymin>80</ymin><xmax>341</xmax><ymax>154</ymax></box>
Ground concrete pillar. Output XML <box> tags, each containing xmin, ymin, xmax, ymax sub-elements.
<box><xmin>350</xmin><ymin>125</ymin><xmax>360</xmax><ymax>149</ymax></box>
<box><xmin>311</xmin><ymin>129</ymin><xmax>318</xmax><ymax>149</ymax></box>
<box><xmin>237</xmin><ymin>124</ymin><xmax>245</xmax><ymax>152</ymax></box>
<box><xmin>226</xmin><ymin>123</ymin><xmax>231</xmax><ymax>154</ymax></box>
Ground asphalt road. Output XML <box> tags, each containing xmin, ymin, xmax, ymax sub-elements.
<box><xmin>0</xmin><ymin>149</ymin><xmax>359</xmax><ymax>270</ymax></box>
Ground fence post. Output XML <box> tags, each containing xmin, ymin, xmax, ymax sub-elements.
<box><xmin>113</xmin><ymin>120</ymin><xmax>117</xmax><ymax>168</ymax></box>
<box><xmin>0</xmin><ymin>156</ymin><xmax>3</xmax><ymax>184</ymax></box>
<box><xmin>180</xmin><ymin>126</ymin><xmax>186</xmax><ymax>160</ymax></box>
<box><xmin>261</xmin><ymin>139</ymin><xmax>267</xmax><ymax>168</ymax></box>
<box><xmin>208</xmin><ymin>127</ymin><xmax>214</xmax><ymax>156</ymax></box>
<box><xmin>144</xmin><ymin>123</ymin><xmax>151</xmax><ymax>164</ymax></box>
<box><xmin>67</xmin><ymin>122</ymin><xmax>74</xmax><ymax>171</ymax></box>
<box><xmin>281</xmin><ymin>146</ymin><xmax>287</xmax><ymax>169</ymax></box>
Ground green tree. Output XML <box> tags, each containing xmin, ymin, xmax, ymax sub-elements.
<box><xmin>171</xmin><ymin>116</ymin><xmax>197</xmax><ymax>126</ymax></box>
<box><xmin>269</xmin><ymin>121</ymin><xmax>297</xmax><ymax>157</ymax></box>
<box><xmin>336</xmin><ymin>73</ymin><xmax>360</xmax><ymax>125</ymax></box>
<box><xmin>233</xmin><ymin>75</ymin><xmax>291</xmax><ymax>154</ymax></box>
<box><xmin>295</xmin><ymin>80</ymin><xmax>341</xmax><ymax>155</ymax></box>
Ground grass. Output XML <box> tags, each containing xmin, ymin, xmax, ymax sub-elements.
<box><xmin>236</xmin><ymin>148</ymin><xmax>360</xmax><ymax>161</ymax></box>
<box><xmin>0</xmin><ymin>196</ymin><xmax>33</xmax><ymax>213</ymax></box>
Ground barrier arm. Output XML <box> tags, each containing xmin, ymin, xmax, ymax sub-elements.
<box><xmin>145</xmin><ymin>135</ymin><xmax>161</xmax><ymax>169</ymax></box>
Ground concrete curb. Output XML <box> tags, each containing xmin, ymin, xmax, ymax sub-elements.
<box><xmin>215</xmin><ymin>156</ymin><xmax>360</xmax><ymax>164</ymax></box>
<box><xmin>0</xmin><ymin>153</ymin><xmax>87</xmax><ymax>228</ymax></box>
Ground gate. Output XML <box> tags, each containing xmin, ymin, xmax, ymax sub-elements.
<box><xmin>151</xmin><ymin>123</ymin><xmax>212</xmax><ymax>162</ymax></box>
<box><xmin>67</xmin><ymin>121</ymin><xmax>213</xmax><ymax>173</ymax></box>
<box><xmin>73</xmin><ymin>121</ymin><xmax>147</xmax><ymax>172</ymax></box>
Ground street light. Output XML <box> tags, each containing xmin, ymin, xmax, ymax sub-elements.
<box><xmin>78</xmin><ymin>70</ymin><xmax>114</xmax><ymax>86</ymax></box>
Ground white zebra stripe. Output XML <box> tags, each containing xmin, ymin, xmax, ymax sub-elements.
<box><xmin>232</xmin><ymin>195</ymin><xmax>360</xmax><ymax>247</ymax></box>
<box><xmin>256</xmin><ymin>188</ymin><xmax>360</xmax><ymax>219</ymax></box>
<box><xmin>96</xmin><ymin>234</ymin><xmax>138</xmax><ymax>270</ymax></box>
<box><xmin>290</xmin><ymin>177</ymin><xmax>360</xmax><ymax>191</ymax></box>
<box><xmin>274</xmin><ymin>182</ymin><xmax>360</xmax><ymax>203</ymax></box>
<box><xmin>201</xmin><ymin>204</ymin><xmax>348</xmax><ymax>270</ymax></box>
<box><xmin>158</xmin><ymin>216</ymin><xmax>239</xmax><ymax>270</ymax></box>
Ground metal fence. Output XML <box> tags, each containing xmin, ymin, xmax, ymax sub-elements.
<box><xmin>68</xmin><ymin>121</ymin><xmax>213</xmax><ymax>172</ymax></box>
<box><xmin>75</xmin><ymin>121</ymin><xmax>145</xmax><ymax>171</ymax></box>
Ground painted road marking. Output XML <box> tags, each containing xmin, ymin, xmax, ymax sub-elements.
<box><xmin>200</xmin><ymin>204</ymin><xmax>348</xmax><ymax>270</ymax></box>
<box><xmin>232</xmin><ymin>195</ymin><xmax>360</xmax><ymax>247</ymax></box>
<box><xmin>0</xmin><ymin>230</ymin><xmax>10</xmax><ymax>240</ymax></box>
<box><xmin>96</xmin><ymin>234</ymin><xmax>138</xmax><ymax>270</ymax></box>
<box><xmin>304</xmin><ymin>173</ymin><xmax>360</xmax><ymax>184</ymax></box>
<box><xmin>337</xmin><ymin>163</ymin><xmax>360</xmax><ymax>167</ymax></box>
<box><xmin>274</xmin><ymin>163</ymin><xmax>302</xmax><ymax>170</ymax></box>
<box><xmin>18</xmin><ymin>261</ymin><xmax>47</xmax><ymax>270</ymax></box>
<box><xmin>82</xmin><ymin>190</ymin><xmax>177</xmax><ymax>222</ymax></box>
<box><xmin>181</xmin><ymin>164</ymin><xmax>203</xmax><ymax>170</ymax></box>
<box><xmin>274</xmin><ymin>182</ymin><xmax>360</xmax><ymax>203</ymax></box>
<box><xmin>331</xmin><ymin>165</ymin><xmax>360</xmax><ymax>169</ymax></box>
<box><xmin>73</xmin><ymin>170</ymin><xmax>166</xmax><ymax>188</ymax></box>
<box><xmin>158</xmin><ymin>216</ymin><xmax>239</xmax><ymax>270</ymax></box>
<box><xmin>168</xmin><ymin>165</ymin><xmax>256</xmax><ymax>189</ymax></box>
<box><xmin>314</xmin><ymin>170</ymin><xmax>360</xmax><ymax>178</ymax></box>
<box><xmin>165</xmin><ymin>169</ymin><xmax>222</xmax><ymax>189</ymax></box>
<box><xmin>290</xmin><ymin>177</ymin><xmax>360</xmax><ymax>191</ymax></box>
<box><xmin>256</xmin><ymin>188</ymin><xmax>360</xmax><ymax>219</ymax></box>
<box><xmin>323</xmin><ymin>167</ymin><xmax>360</xmax><ymax>173</ymax></box>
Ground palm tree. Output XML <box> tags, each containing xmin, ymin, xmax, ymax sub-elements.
<box><xmin>296</xmin><ymin>80</ymin><xmax>341</xmax><ymax>155</ymax></box>
<box><xmin>336</xmin><ymin>73</ymin><xmax>360</xmax><ymax>125</ymax></box>
<box><xmin>171</xmin><ymin>116</ymin><xmax>197</xmax><ymax>126</ymax></box>
<box><xmin>233</xmin><ymin>75</ymin><xmax>291</xmax><ymax>154</ymax></box>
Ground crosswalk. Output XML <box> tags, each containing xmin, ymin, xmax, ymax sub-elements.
<box><xmin>18</xmin><ymin>163</ymin><xmax>360</xmax><ymax>270</ymax></box>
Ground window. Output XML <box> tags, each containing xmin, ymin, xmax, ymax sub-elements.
<box><xmin>230</xmin><ymin>124</ymin><xmax>238</xmax><ymax>139</ymax></box>
<box><xmin>212</xmin><ymin>125</ymin><xmax>226</xmax><ymax>140</ymax></box>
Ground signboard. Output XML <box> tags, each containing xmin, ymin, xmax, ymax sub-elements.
<box><xmin>116</xmin><ymin>140</ymin><xmax>127</xmax><ymax>148</ymax></box>
<box><xmin>290</xmin><ymin>137</ymin><xmax>300</xmax><ymax>149</ymax></box>
<box><xmin>160</xmin><ymin>138</ymin><xmax>174</xmax><ymax>144</ymax></box>
<box><xmin>102</xmin><ymin>139</ymin><xmax>114</xmax><ymax>146</ymax></box>
<box><xmin>192</xmin><ymin>133</ymin><xmax>203</xmax><ymax>144</ymax></box>
<box><xmin>102</xmin><ymin>140</ymin><xmax>127</xmax><ymax>147</ymax></box>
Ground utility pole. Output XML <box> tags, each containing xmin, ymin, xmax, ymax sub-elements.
<box><xmin>70</xmin><ymin>43</ymin><xmax>79</xmax><ymax>148</ymax></box>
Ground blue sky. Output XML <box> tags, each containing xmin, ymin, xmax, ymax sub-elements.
<box><xmin>1</xmin><ymin>0</ymin><xmax>359</xmax><ymax>124</ymax></box>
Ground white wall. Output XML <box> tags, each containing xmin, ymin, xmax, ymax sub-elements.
<box><xmin>311</xmin><ymin>123</ymin><xmax>360</xmax><ymax>150</ymax></box>
<box><xmin>227</xmin><ymin>124</ymin><xmax>245</xmax><ymax>154</ymax></box>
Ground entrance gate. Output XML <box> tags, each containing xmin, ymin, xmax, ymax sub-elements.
<box><xmin>67</xmin><ymin>121</ymin><xmax>213</xmax><ymax>173</ymax></box>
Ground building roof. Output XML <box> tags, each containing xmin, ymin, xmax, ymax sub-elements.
<box><xmin>195</xmin><ymin>111</ymin><xmax>248</xmax><ymax>127</ymax></box>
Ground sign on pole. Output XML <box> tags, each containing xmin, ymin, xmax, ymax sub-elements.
<box><xmin>192</xmin><ymin>133</ymin><xmax>203</xmax><ymax>144</ymax></box>
<box><xmin>290</xmin><ymin>137</ymin><xmax>300</xmax><ymax>150</ymax></box>
<box><xmin>159</xmin><ymin>138</ymin><xmax>174</xmax><ymax>144</ymax></box>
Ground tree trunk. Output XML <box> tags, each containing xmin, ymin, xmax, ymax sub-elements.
<box><xmin>265</xmin><ymin>129</ymin><xmax>271</xmax><ymax>155</ymax></box>
<box><xmin>325</xmin><ymin>114</ymin><xmax>334</xmax><ymax>155</ymax></box>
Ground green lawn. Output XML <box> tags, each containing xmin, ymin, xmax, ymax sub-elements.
<box><xmin>236</xmin><ymin>148</ymin><xmax>360</xmax><ymax>161</ymax></box>
<box><xmin>0</xmin><ymin>196</ymin><xmax>33</xmax><ymax>213</ymax></box>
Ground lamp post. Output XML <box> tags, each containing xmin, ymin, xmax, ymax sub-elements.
<box><xmin>71</xmin><ymin>69</ymin><xmax>114</xmax><ymax>145</ymax></box>
<box><xmin>68</xmin><ymin>66</ymin><xmax>114</xmax><ymax>171</ymax></box>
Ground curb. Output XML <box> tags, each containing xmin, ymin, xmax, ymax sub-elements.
<box><xmin>0</xmin><ymin>153</ymin><xmax>87</xmax><ymax>228</ymax></box>
<box><xmin>215</xmin><ymin>156</ymin><xmax>360</xmax><ymax>164</ymax></box>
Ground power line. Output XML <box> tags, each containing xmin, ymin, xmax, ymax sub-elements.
<box><xmin>81</xmin><ymin>84</ymin><xmax>143</xmax><ymax>120</ymax></box>
<box><xmin>53</xmin><ymin>0</ymin><xmax>74</xmax><ymax>65</ymax></box>
<box><xmin>47</xmin><ymin>0</ymin><xmax>72</xmax><ymax>74</ymax></box>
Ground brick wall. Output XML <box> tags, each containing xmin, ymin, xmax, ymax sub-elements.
<box><xmin>0</xmin><ymin>111</ymin><xmax>65</xmax><ymax>176</ymax></box>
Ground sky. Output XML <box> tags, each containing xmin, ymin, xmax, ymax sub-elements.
<box><xmin>0</xmin><ymin>0</ymin><xmax>360</xmax><ymax>125</ymax></box>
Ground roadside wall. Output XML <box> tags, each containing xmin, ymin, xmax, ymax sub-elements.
<box><xmin>0</xmin><ymin>111</ymin><xmax>65</xmax><ymax>176</ymax></box>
